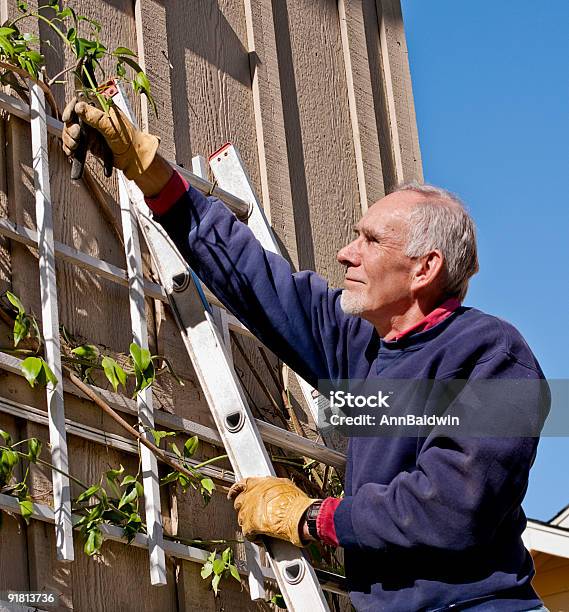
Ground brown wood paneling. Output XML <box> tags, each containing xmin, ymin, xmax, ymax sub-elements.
<box><xmin>533</xmin><ymin>556</ymin><xmax>569</xmax><ymax>598</ymax></box>
<box><xmin>142</xmin><ymin>1</ymin><xmax>261</xmax><ymax>189</ymax></box>
<box><xmin>275</xmin><ymin>0</ymin><xmax>359</xmax><ymax>284</ymax></box>
<box><xmin>541</xmin><ymin>590</ymin><xmax>569</xmax><ymax>611</ymax></box>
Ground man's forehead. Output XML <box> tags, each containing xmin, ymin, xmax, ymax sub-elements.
<box><xmin>357</xmin><ymin>191</ymin><xmax>423</xmax><ymax>232</ymax></box>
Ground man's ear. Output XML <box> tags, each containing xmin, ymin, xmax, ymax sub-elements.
<box><xmin>412</xmin><ymin>250</ymin><xmax>444</xmax><ymax>292</ymax></box>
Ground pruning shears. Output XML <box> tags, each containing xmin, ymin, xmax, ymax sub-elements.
<box><xmin>69</xmin><ymin>69</ymin><xmax>114</xmax><ymax>181</ymax></box>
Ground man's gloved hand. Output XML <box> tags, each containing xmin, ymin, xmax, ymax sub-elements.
<box><xmin>61</xmin><ymin>96</ymin><xmax>160</xmax><ymax>182</ymax></box>
<box><xmin>228</xmin><ymin>476</ymin><xmax>317</xmax><ymax>547</ymax></box>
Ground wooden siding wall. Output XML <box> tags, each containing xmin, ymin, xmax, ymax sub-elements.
<box><xmin>0</xmin><ymin>0</ymin><xmax>421</xmax><ymax>610</ymax></box>
<box><xmin>533</xmin><ymin>553</ymin><xmax>569</xmax><ymax>611</ymax></box>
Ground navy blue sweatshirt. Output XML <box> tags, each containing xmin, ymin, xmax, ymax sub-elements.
<box><xmin>151</xmin><ymin>178</ymin><xmax>550</xmax><ymax>612</ymax></box>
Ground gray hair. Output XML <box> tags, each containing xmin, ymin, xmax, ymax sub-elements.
<box><xmin>395</xmin><ymin>181</ymin><xmax>479</xmax><ymax>301</ymax></box>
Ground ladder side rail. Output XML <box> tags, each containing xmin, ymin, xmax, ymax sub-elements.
<box><xmin>192</xmin><ymin>155</ymin><xmax>265</xmax><ymax>601</ymax></box>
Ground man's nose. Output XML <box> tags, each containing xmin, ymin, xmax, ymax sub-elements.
<box><xmin>337</xmin><ymin>239</ymin><xmax>361</xmax><ymax>267</ymax></box>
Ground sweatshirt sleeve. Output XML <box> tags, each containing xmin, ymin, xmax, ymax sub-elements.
<box><xmin>333</xmin><ymin>352</ymin><xmax>550</xmax><ymax>551</ymax></box>
<box><xmin>146</xmin><ymin>172</ymin><xmax>354</xmax><ymax>386</ymax></box>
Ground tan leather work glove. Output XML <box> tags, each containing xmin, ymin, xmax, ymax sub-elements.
<box><xmin>61</xmin><ymin>96</ymin><xmax>160</xmax><ymax>182</ymax></box>
<box><xmin>228</xmin><ymin>476</ymin><xmax>316</xmax><ymax>547</ymax></box>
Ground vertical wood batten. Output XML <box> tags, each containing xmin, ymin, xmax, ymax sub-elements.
<box><xmin>377</xmin><ymin>0</ymin><xmax>422</xmax><ymax>184</ymax></box>
<box><xmin>338</xmin><ymin>0</ymin><xmax>387</xmax><ymax>214</ymax></box>
<box><xmin>134</xmin><ymin>0</ymin><xmax>149</xmax><ymax>133</ymax></box>
<box><xmin>30</xmin><ymin>82</ymin><xmax>74</xmax><ymax>562</ymax></box>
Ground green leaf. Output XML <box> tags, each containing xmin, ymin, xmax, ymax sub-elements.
<box><xmin>170</xmin><ymin>442</ymin><xmax>182</xmax><ymax>459</ymax></box>
<box><xmin>118</xmin><ymin>55</ymin><xmax>143</xmax><ymax>75</ymax></box>
<box><xmin>76</xmin><ymin>484</ymin><xmax>101</xmax><ymax>504</ymax></box>
<box><xmin>40</xmin><ymin>360</ymin><xmax>58</xmax><ymax>386</ymax></box>
<box><xmin>22</xmin><ymin>49</ymin><xmax>42</xmax><ymax>63</ymax></box>
<box><xmin>56</xmin><ymin>7</ymin><xmax>72</xmax><ymax>19</ymax></box>
<box><xmin>71</xmin><ymin>344</ymin><xmax>99</xmax><ymax>361</ymax></box>
<box><xmin>115</xmin><ymin>61</ymin><xmax>126</xmax><ymax>78</ymax></box>
<box><xmin>6</xmin><ymin>291</ymin><xmax>24</xmax><ymax>314</ymax></box>
<box><xmin>221</xmin><ymin>547</ymin><xmax>231</xmax><ymax>563</ymax></box>
<box><xmin>212</xmin><ymin>558</ymin><xmax>225</xmax><ymax>576</ymax></box>
<box><xmin>178</xmin><ymin>473</ymin><xmax>191</xmax><ymax>492</ymax></box>
<box><xmin>102</xmin><ymin>508</ymin><xmax>124</xmax><ymax>523</ymax></box>
<box><xmin>229</xmin><ymin>564</ymin><xmax>241</xmax><ymax>582</ymax></box>
<box><xmin>134</xmin><ymin>481</ymin><xmax>144</xmax><ymax>498</ymax></box>
<box><xmin>66</xmin><ymin>26</ymin><xmax>76</xmax><ymax>43</ymax></box>
<box><xmin>27</xmin><ymin>438</ymin><xmax>41</xmax><ymax>463</ymax></box>
<box><xmin>271</xmin><ymin>594</ymin><xmax>287</xmax><ymax>609</ymax></box>
<box><xmin>0</xmin><ymin>429</ymin><xmax>12</xmax><ymax>446</ymax></box>
<box><xmin>134</xmin><ymin>71</ymin><xmax>150</xmax><ymax>95</ymax></box>
<box><xmin>18</xmin><ymin>499</ymin><xmax>33</xmax><ymax>524</ymax></box>
<box><xmin>123</xmin><ymin>512</ymin><xmax>142</xmax><ymax>543</ymax></box>
<box><xmin>74</xmin><ymin>36</ymin><xmax>96</xmax><ymax>59</ymax></box>
<box><xmin>120</xmin><ymin>475</ymin><xmax>136</xmax><ymax>487</ymax></box>
<box><xmin>106</xmin><ymin>464</ymin><xmax>124</xmax><ymax>482</ymax></box>
<box><xmin>129</xmin><ymin>343</ymin><xmax>151</xmax><ymax>372</ymax></box>
<box><xmin>183</xmin><ymin>436</ymin><xmax>198</xmax><ymax>458</ymax></box>
<box><xmin>0</xmin><ymin>36</ymin><xmax>15</xmax><ymax>57</ymax></box>
<box><xmin>86</xmin><ymin>502</ymin><xmax>104</xmax><ymax>523</ymax></box>
<box><xmin>200</xmin><ymin>478</ymin><xmax>214</xmax><ymax>495</ymax></box>
<box><xmin>134</xmin><ymin>362</ymin><xmax>155</xmax><ymax>394</ymax></box>
<box><xmin>118</xmin><ymin>486</ymin><xmax>137</xmax><ymax>509</ymax></box>
<box><xmin>200</xmin><ymin>561</ymin><xmax>213</xmax><ymax>579</ymax></box>
<box><xmin>113</xmin><ymin>46</ymin><xmax>136</xmax><ymax>57</ymax></box>
<box><xmin>149</xmin><ymin>429</ymin><xmax>176</xmax><ymax>445</ymax></box>
<box><xmin>13</xmin><ymin>314</ymin><xmax>30</xmax><ymax>346</ymax></box>
<box><xmin>211</xmin><ymin>573</ymin><xmax>221</xmax><ymax>595</ymax></box>
<box><xmin>1</xmin><ymin>449</ymin><xmax>18</xmax><ymax>471</ymax></box>
<box><xmin>84</xmin><ymin>527</ymin><xmax>103</xmax><ymax>556</ymax></box>
<box><xmin>21</xmin><ymin>357</ymin><xmax>42</xmax><ymax>387</ymax></box>
<box><xmin>0</xmin><ymin>28</ymin><xmax>15</xmax><ymax>37</ymax></box>
<box><xmin>101</xmin><ymin>356</ymin><xmax>127</xmax><ymax>392</ymax></box>
<box><xmin>160</xmin><ymin>471</ymin><xmax>179</xmax><ymax>486</ymax></box>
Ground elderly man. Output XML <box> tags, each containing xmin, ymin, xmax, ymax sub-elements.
<box><xmin>62</xmin><ymin>102</ymin><xmax>549</xmax><ymax>612</ymax></box>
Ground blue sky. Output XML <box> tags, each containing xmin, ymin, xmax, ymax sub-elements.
<box><xmin>400</xmin><ymin>0</ymin><xmax>569</xmax><ymax>521</ymax></box>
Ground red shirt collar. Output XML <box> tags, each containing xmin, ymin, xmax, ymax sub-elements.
<box><xmin>390</xmin><ymin>298</ymin><xmax>461</xmax><ymax>341</ymax></box>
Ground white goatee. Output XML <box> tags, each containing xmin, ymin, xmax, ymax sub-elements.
<box><xmin>340</xmin><ymin>290</ymin><xmax>367</xmax><ymax>315</ymax></box>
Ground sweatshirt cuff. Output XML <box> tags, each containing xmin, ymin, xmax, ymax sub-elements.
<box><xmin>332</xmin><ymin>496</ymin><xmax>360</xmax><ymax>548</ymax></box>
<box><xmin>144</xmin><ymin>170</ymin><xmax>190</xmax><ymax>216</ymax></box>
<box><xmin>317</xmin><ymin>497</ymin><xmax>342</xmax><ymax>546</ymax></box>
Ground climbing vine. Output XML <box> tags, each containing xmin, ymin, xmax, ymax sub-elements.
<box><xmin>0</xmin><ymin>290</ymin><xmax>241</xmax><ymax>595</ymax></box>
<box><xmin>0</xmin><ymin>0</ymin><xmax>155</xmax><ymax>116</ymax></box>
